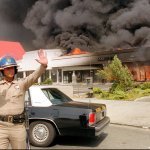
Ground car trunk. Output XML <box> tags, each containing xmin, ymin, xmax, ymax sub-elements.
<box><xmin>61</xmin><ymin>101</ymin><xmax>106</xmax><ymax>125</ymax></box>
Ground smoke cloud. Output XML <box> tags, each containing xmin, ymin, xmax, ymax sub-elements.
<box><xmin>0</xmin><ymin>0</ymin><xmax>150</xmax><ymax>51</ymax></box>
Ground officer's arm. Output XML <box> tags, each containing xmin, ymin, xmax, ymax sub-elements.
<box><xmin>21</xmin><ymin>49</ymin><xmax>48</xmax><ymax>90</ymax></box>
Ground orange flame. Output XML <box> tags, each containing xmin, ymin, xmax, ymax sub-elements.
<box><xmin>66</xmin><ymin>48</ymin><xmax>90</xmax><ymax>55</ymax></box>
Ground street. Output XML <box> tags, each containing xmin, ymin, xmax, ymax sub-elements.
<box><xmin>31</xmin><ymin>124</ymin><xmax>150</xmax><ymax>149</ymax></box>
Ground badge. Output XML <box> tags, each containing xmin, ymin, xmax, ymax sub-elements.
<box><xmin>15</xmin><ymin>85</ymin><xmax>20</xmax><ymax>89</ymax></box>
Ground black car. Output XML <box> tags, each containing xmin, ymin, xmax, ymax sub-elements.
<box><xmin>25</xmin><ymin>85</ymin><xmax>110</xmax><ymax>147</ymax></box>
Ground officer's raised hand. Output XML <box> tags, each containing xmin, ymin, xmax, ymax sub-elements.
<box><xmin>35</xmin><ymin>49</ymin><xmax>48</xmax><ymax>67</ymax></box>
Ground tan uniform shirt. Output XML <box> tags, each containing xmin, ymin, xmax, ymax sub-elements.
<box><xmin>0</xmin><ymin>65</ymin><xmax>46</xmax><ymax>125</ymax></box>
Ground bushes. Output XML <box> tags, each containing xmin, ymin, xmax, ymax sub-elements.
<box><xmin>142</xmin><ymin>89</ymin><xmax>150</xmax><ymax>95</ymax></box>
<box><xmin>93</xmin><ymin>87</ymin><xmax>109</xmax><ymax>99</ymax></box>
<box><xmin>93</xmin><ymin>87</ymin><xmax>127</xmax><ymax>100</ymax></box>
<box><xmin>93</xmin><ymin>86</ymin><xmax>150</xmax><ymax>100</ymax></box>
<box><xmin>93</xmin><ymin>87</ymin><xmax>103</xmax><ymax>94</ymax></box>
<box><xmin>138</xmin><ymin>82</ymin><xmax>150</xmax><ymax>90</ymax></box>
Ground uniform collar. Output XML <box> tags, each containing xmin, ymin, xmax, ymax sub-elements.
<box><xmin>0</xmin><ymin>79</ymin><xmax>18</xmax><ymax>85</ymax></box>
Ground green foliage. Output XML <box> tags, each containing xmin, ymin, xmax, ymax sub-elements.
<box><xmin>93</xmin><ymin>87</ymin><xmax>150</xmax><ymax>101</ymax></box>
<box><xmin>41</xmin><ymin>78</ymin><xmax>53</xmax><ymax>85</ymax></box>
<box><xmin>96</xmin><ymin>55</ymin><xmax>133</xmax><ymax>92</ymax></box>
<box><xmin>141</xmin><ymin>89</ymin><xmax>150</xmax><ymax>95</ymax></box>
<box><xmin>101</xmin><ymin>90</ymin><xmax>109</xmax><ymax>98</ymax></box>
<box><xmin>131</xmin><ymin>88</ymin><xmax>141</xmax><ymax>95</ymax></box>
<box><xmin>96</xmin><ymin>66</ymin><xmax>113</xmax><ymax>81</ymax></box>
<box><xmin>108</xmin><ymin>91</ymin><xmax>127</xmax><ymax>100</ymax></box>
<box><xmin>93</xmin><ymin>87</ymin><xmax>103</xmax><ymax>94</ymax></box>
<box><xmin>138</xmin><ymin>82</ymin><xmax>150</xmax><ymax>90</ymax></box>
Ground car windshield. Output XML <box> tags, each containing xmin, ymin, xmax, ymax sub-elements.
<box><xmin>41</xmin><ymin>88</ymin><xmax>72</xmax><ymax>105</ymax></box>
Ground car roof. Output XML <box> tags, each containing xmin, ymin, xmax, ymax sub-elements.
<box><xmin>30</xmin><ymin>84</ymin><xmax>58</xmax><ymax>89</ymax></box>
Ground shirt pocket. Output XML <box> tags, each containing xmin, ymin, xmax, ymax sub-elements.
<box><xmin>0</xmin><ymin>89</ymin><xmax>6</xmax><ymax>97</ymax></box>
<box><xmin>10</xmin><ymin>90</ymin><xmax>24</xmax><ymax>103</ymax></box>
<box><xmin>11</xmin><ymin>91</ymin><xmax>24</xmax><ymax>98</ymax></box>
<box><xmin>0</xmin><ymin>93</ymin><xmax>4</xmax><ymax>97</ymax></box>
<box><xmin>0</xmin><ymin>92</ymin><xmax>6</xmax><ymax>105</ymax></box>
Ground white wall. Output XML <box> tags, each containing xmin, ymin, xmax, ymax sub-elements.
<box><xmin>17</xmin><ymin>49</ymin><xmax>100</xmax><ymax>73</ymax></box>
<box><xmin>18</xmin><ymin>49</ymin><xmax>63</xmax><ymax>72</ymax></box>
<box><xmin>51</xmin><ymin>54</ymin><xmax>92</xmax><ymax>67</ymax></box>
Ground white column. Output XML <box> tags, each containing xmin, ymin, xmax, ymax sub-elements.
<box><xmin>72</xmin><ymin>71</ymin><xmax>76</xmax><ymax>84</ymax></box>
<box><xmin>49</xmin><ymin>70</ymin><xmax>51</xmax><ymax>79</ymax></box>
<box><xmin>38</xmin><ymin>77</ymin><xmax>41</xmax><ymax>83</ymax></box>
<box><xmin>23</xmin><ymin>71</ymin><xmax>26</xmax><ymax>78</ymax></box>
<box><xmin>57</xmin><ymin>69</ymin><xmax>59</xmax><ymax>84</ymax></box>
<box><xmin>61</xmin><ymin>69</ymin><xmax>63</xmax><ymax>84</ymax></box>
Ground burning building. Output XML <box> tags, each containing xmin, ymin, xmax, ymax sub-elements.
<box><xmin>0</xmin><ymin>1</ymin><xmax>150</xmax><ymax>83</ymax></box>
<box><xmin>116</xmin><ymin>47</ymin><xmax>150</xmax><ymax>81</ymax></box>
<box><xmin>101</xmin><ymin>47</ymin><xmax>150</xmax><ymax>82</ymax></box>
<box><xmin>51</xmin><ymin>46</ymin><xmax>150</xmax><ymax>83</ymax></box>
<box><xmin>17</xmin><ymin>46</ymin><xmax>150</xmax><ymax>84</ymax></box>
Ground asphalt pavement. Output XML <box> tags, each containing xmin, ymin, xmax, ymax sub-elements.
<box><xmin>73</xmin><ymin>96</ymin><xmax>150</xmax><ymax>129</ymax></box>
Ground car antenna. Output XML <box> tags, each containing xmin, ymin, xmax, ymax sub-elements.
<box><xmin>87</xmin><ymin>55</ymin><xmax>93</xmax><ymax>108</ymax></box>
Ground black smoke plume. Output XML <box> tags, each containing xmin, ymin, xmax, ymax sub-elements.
<box><xmin>0</xmin><ymin>0</ymin><xmax>150</xmax><ymax>51</ymax></box>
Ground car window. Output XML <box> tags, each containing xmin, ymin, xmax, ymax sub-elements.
<box><xmin>42</xmin><ymin>90</ymin><xmax>54</xmax><ymax>100</ymax></box>
<box><xmin>41</xmin><ymin>88</ymin><xmax>72</xmax><ymax>104</ymax></box>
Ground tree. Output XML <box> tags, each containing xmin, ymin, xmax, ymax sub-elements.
<box><xmin>96</xmin><ymin>55</ymin><xmax>133</xmax><ymax>92</ymax></box>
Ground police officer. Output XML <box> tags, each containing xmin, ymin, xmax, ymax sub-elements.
<box><xmin>0</xmin><ymin>49</ymin><xmax>48</xmax><ymax>149</ymax></box>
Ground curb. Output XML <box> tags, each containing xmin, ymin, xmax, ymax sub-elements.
<box><xmin>110</xmin><ymin>122</ymin><xmax>150</xmax><ymax>130</ymax></box>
